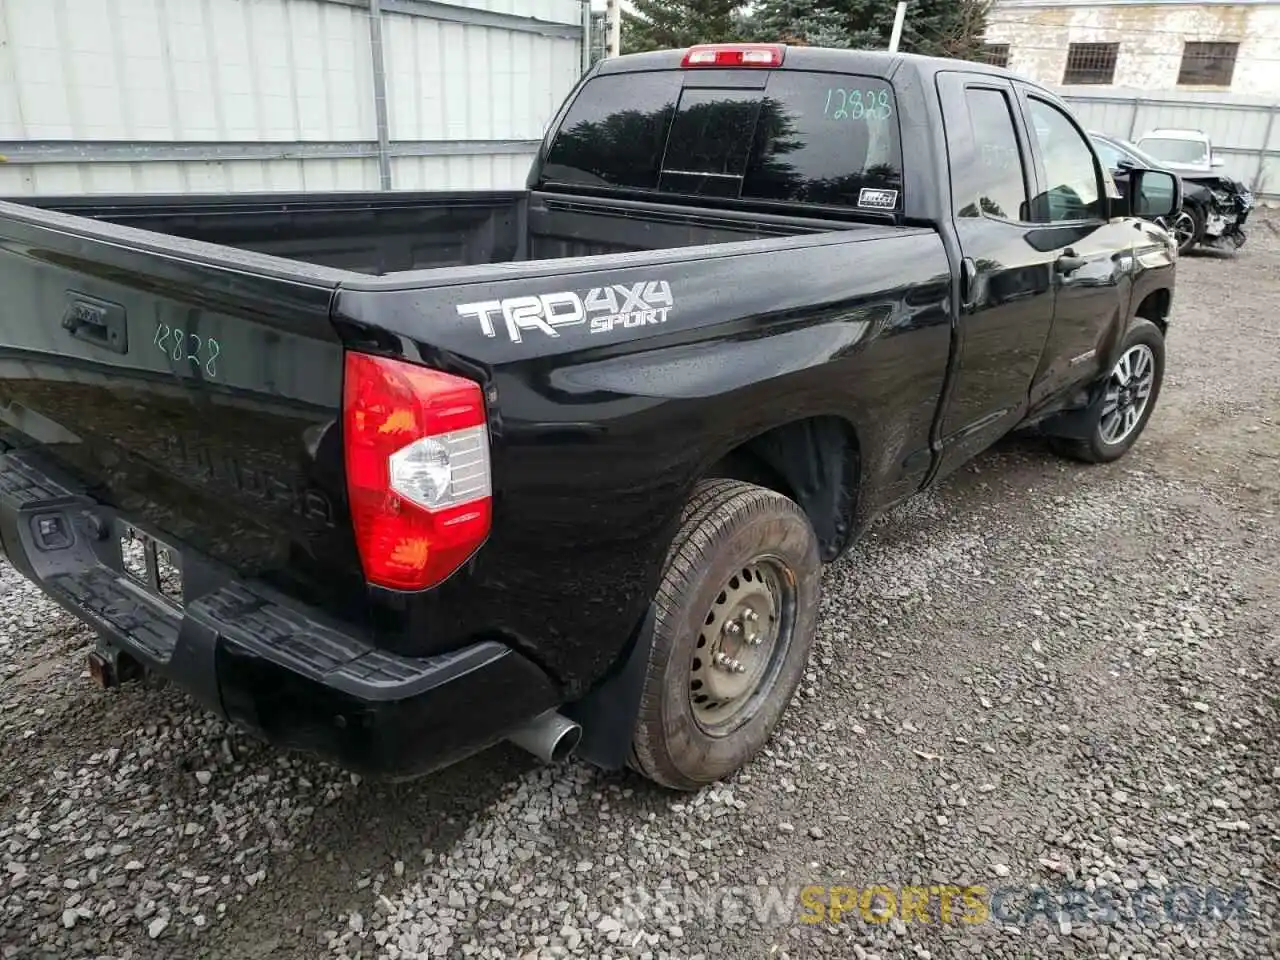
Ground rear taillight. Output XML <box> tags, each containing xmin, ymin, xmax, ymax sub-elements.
<box><xmin>342</xmin><ymin>352</ymin><xmax>491</xmax><ymax>591</ymax></box>
<box><xmin>681</xmin><ymin>44</ymin><xmax>784</xmax><ymax>68</ymax></box>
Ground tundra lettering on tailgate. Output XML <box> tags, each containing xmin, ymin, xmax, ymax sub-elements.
<box><xmin>457</xmin><ymin>281</ymin><xmax>674</xmax><ymax>344</ymax></box>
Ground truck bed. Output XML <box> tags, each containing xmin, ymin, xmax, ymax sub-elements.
<box><xmin>0</xmin><ymin>184</ymin><xmax>952</xmax><ymax>777</ymax></box>
<box><xmin>22</xmin><ymin>190</ymin><xmax>858</xmax><ymax>276</ymax></box>
<box><xmin>0</xmin><ymin>187</ymin><xmax>936</xmax><ymax>665</ymax></box>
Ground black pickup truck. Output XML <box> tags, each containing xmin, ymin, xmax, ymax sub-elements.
<box><xmin>0</xmin><ymin>45</ymin><xmax>1178</xmax><ymax>790</ymax></box>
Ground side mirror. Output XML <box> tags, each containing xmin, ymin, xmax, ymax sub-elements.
<box><xmin>1211</xmin><ymin>154</ymin><xmax>1226</xmax><ymax>168</ymax></box>
<box><xmin>1128</xmin><ymin>168</ymin><xmax>1181</xmax><ymax>219</ymax></box>
<box><xmin>1117</xmin><ymin>157</ymin><xmax>1136</xmax><ymax>170</ymax></box>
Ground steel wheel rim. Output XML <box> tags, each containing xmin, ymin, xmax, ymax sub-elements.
<box><xmin>1100</xmin><ymin>344</ymin><xmax>1156</xmax><ymax>445</ymax></box>
<box><xmin>689</xmin><ymin>556</ymin><xmax>797</xmax><ymax>736</ymax></box>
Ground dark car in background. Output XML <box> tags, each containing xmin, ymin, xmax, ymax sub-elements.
<box><xmin>1091</xmin><ymin>133</ymin><xmax>1201</xmax><ymax>254</ymax></box>
<box><xmin>1092</xmin><ymin>131</ymin><xmax>1252</xmax><ymax>254</ymax></box>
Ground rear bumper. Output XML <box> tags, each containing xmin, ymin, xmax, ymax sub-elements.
<box><xmin>0</xmin><ymin>451</ymin><xmax>560</xmax><ymax>778</ymax></box>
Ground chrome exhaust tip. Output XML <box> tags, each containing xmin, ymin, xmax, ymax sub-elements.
<box><xmin>506</xmin><ymin>710</ymin><xmax>582</xmax><ymax>764</ymax></box>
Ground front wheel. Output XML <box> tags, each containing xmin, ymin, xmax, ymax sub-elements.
<box><xmin>1051</xmin><ymin>319</ymin><xmax>1165</xmax><ymax>464</ymax></box>
<box><xmin>1174</xmin><ymin>205</ymin><xmax>1202</xmax><ymax>255</ymax></box>
<box><xmin>628</xmin><ymin>479</ymin><xmax>821</xmax><ymax>790</ymax></box>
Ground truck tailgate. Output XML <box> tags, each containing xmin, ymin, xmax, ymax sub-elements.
<box><xmin>0</xmin><ymin>201</ymin><xmax>366</xmax><ymax>626</ymax></box>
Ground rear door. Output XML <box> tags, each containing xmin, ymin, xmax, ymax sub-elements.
<box><xmin>934</xmin><ymin>72</ymin><xmax>1057</xmax><ymax>477</ymax></box>
<box><xmin>1014</xmin><ymin>89</ymin><xmax>1136</xmax><ymax>409</ymax></box>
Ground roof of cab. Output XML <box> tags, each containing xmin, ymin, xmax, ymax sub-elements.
<box><xmin>593</xmin><ymin>45</ymin><xmax>1020</xmax><ymax>84</ymax></box>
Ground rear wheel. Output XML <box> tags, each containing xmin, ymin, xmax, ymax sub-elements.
<box><xmin>628</xmin><ymin>479</ymin><xmax>820</xmax><ymax>790</ymax></box>
<box><xmin>1051</xmin><ymin>319</ymin><xmax>1165</xmax><ymax>464</ymax></box>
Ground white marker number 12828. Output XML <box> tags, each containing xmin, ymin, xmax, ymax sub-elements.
<box><xmin>154</xmin><ymin>323</ymin><xmax>220</xmax><ymax>378</ymax></box>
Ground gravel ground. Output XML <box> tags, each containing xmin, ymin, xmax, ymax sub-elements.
<box><xmin>1</xmin><ymin>218</ymin><xmax>1278</xmax><ymax>960</ymax></box>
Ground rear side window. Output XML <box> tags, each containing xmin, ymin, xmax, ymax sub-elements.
<box><xmin>956</xmin><ymin>88</ymin><xmax>1029</xmax><ymax>221</ymax></box>
<box><xmin>541</xmin><ymin>70</ymin><xmax>904</xmax><ymax>212</ymax></box>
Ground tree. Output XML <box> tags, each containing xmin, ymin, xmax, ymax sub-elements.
<box><xmin>622</xmin><ymin>1</ymin><xmax>747</xmax><ymax>53</ymax></box>
<box><xmin>746</xmin><ymin>1</ymin><xmax>853</xmax><ymax>47</ymax></box>
<box><xmin>890</xmin><ymin>0</ymin><xmax>993</xmax><ymax>60</ymax></box>
<box><xmin>619</xmin><ymin>0</ymin><xmax>993</xmax><ymax>61</ymax></box>
<box><xmin>747</xmin><ymin>0</ymin><xmax>991</xmax><ymax>59</ymax></box>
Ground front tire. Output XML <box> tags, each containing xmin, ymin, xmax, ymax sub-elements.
<box><xmin>1051</xmin><ymin>319</ymin><xmax>1165</xmax><ymax>464</ymax></box>
<box><xmin>628</xmin><ymin>479</ymin><xmax>821</xmax><ymax>790</ymax></box>
<box><xmin>1175</xmin><ymin>204</ymin><xmax>1203</xmax><ymax>254</ymax></box>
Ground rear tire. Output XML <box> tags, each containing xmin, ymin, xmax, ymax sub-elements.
<box><xmin>1051</xmin><ymin>319</ymin><xmax>1165</xmax><ymax>464</ymax></box>
<box><xmin>628</xmin><ymin>479</ymin><xmax>821</xmax><ymax>790</ymax></box>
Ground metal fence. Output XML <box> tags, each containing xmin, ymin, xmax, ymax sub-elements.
<box><xmin>1059</xmin><ymin>88</ymin><xmax>1280</xmax><ymax>202</ymax></box>
<box><xmin>0</xmin><ymin>0</ymin><xmax>590</xmax><ymax>195</ymax></box>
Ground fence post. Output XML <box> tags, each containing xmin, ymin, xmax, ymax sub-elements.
<box><xmin>368</xmin><ymin>0</ymin><xmax>394</xmax><ymax>190</ymax></box>
<box><xmin>580</xmin><ymin>0</ymin><xmax>593</xmax><ymax>75</ymax></box>
<box><xmin>605</xmin><ymin>0</ymin><xmax>621</xmax><ymax>57</ymax></box>
<box><xmin>1258</xmin><ymin>106</ymin><xmax>1278</xmax><ymax>194</ymax></box>
<box><xmin>1126</xmin><ymin>99</ymin><xmax>1142</xmax><ymax>140</ymax></box>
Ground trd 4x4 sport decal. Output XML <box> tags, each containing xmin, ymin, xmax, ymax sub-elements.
<box><xmin>456</xmin><ymin>281</ymin><xmax>674</xmax><ymax>344</ymax></box>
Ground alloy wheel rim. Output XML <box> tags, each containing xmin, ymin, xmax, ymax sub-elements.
<box><xmin>689</xmin><ymin>557</ymin><xmax>797</xmax><ymax>735</ymax></box>
<box><xmin>1172</xmin><ymin>210</ymin><xmax>1195</xmax><ymax>249</ymax></box>
<box><xmin>1100</xmin><ymin>344</ymin><xmax>1156</xmax><ymax>445</ymax></box>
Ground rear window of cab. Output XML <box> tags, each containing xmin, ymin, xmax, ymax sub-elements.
<box><xmin>540</xmin><ymin>70</ymin><xmax>904</xmax><ymax>212</ymax></box>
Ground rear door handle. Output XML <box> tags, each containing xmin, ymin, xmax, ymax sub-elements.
<box><xmin>1055</xmin><ymin>250</ymin><xmax>1087</xmax><ymax>276</ymax></box>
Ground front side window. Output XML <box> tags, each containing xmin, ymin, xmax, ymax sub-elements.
<box><xmin>1026</xmin><ymin>98</ymin><xmax>1103</xmax><ymax>222</ymax></box>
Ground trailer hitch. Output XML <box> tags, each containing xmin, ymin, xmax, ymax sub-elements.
<box><xmin>87</xmin><ymin>642</ymin><xmax>144</xmax><ymax>689</ymax></box>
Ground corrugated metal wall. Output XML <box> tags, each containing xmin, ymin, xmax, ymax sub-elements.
<box><xmin>1061</xmin><ymin>88</ymin><xmax>1280</xmax><ymax>201</ymax></box>
<box><xmin>0</xmin><ymin>0</ymin><xmax>587</xmax><ymax>195</ymax></box>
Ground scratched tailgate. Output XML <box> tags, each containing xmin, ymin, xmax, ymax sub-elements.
<box><xmin>0</xmin><ymin>200</ymin><xmax>368</xmax><ymax>623</ymax></box>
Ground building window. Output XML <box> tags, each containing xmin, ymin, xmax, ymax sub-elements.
<box><xmin>1178</xmin><ymin>42</ymin><xmax>1238</xmax><ymax>86</ymax></box>
<box><xmin>1062</xmin><ymin>43</ymin><xmax>1118</xmax><ymax>84</ymax></box>
<box><xmin>981</xmin><ymin>44</ymin><xmax>1010</xmax><ymax>68</ymax></box>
